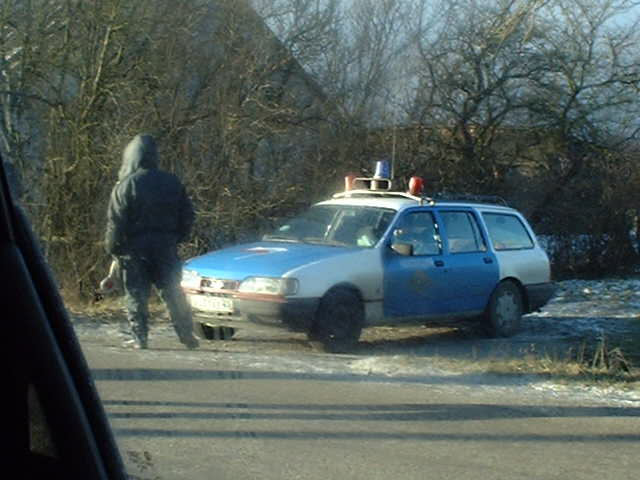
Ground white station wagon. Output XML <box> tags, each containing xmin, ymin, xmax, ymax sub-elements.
<box><xmin>181</xmin><ymin>164</ymin><xmax>555</xmax><ymax>352</ymax></box>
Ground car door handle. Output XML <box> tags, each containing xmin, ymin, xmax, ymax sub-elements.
<box><xmin>483</xmin><ymin>257</ymin><xmax>493</xmax><ymax>264</ymax></box>
<box><xmin>434</xmin><ymin>260</ymin><xmax>445</xmax><ymax>267</ymax></box>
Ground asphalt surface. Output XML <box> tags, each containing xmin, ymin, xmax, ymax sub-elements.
<box><xmin>83</xmin><ymin>341</ymin><xmax>640</xmax><ymax>480</ymax></box>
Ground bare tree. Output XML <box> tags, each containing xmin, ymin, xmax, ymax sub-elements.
<box><xmin>410</xmin><ymin>0</ymin><xmax>551</xmax><ymax>191</ymax></box>
<box><xmin>0</xmin><ymin>0</ymin><xmax>70</xmax><ymax>197</ymax></box>
<box><xmin>522</xmin><ymin>0</ymin><xmax>640</xmax><ymax>222</ymax></box>
<box><xmin>5</xmin><ymin>0</ymin><xmax>640</xmax><ymax>294</ymax></box>
<box><xmin>0</xmin><ymin>0</ymin><xmax>236</xmax><ymax>295</ymax></box>
<box><xmin>3</xmin><ymin>0</ymin><xmax>341</xmax><ymax>296</ymax></box>
<box><xmin>526</xmin><ymin>0</ymin><xmax>640</xmax><ymax>142</ymax></box>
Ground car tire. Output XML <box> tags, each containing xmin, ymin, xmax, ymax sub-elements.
<box><xmin>485</xmin><ymin>281</ymin><xmax>523</xmax><ymax>337</ymax></box>
<box><xmin>310</xmin><ymin>288</ymin><xmax>363</xmax><ymax>353</ymax></box>
<box><xmin>193</xmin><ymin>321</ymin><xmax>207</xmax><ymax>339</ymax></box>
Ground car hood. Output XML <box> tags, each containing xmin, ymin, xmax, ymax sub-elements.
<box><xmin>183</xmin><ymin>241</ymin><xmax>361</xmax><ymax>280</ymax></box>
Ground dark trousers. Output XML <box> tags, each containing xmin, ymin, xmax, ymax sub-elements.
<box><xmin>117</xmin><ymin>242</ymin><xmax>193</xmax><ymax>345</ymax></box>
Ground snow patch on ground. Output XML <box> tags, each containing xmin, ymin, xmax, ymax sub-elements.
<box><xmin>531</xmin><ymin>381</ymin><xmax>640</xmax><ymax>406</ymax></box>
<box><xmin>521</xmin><ymin>278</ymin><xmax>640</xmax><ymax>340</ymax></box>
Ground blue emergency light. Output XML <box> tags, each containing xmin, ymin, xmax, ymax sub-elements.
<box><xmin>373</xmin><ymin>160</ymin><xmax>391</xmax><ymax>179</ymax></box>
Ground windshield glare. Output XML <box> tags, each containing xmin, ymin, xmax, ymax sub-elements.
<box><xmin>264</xmin><ymin>205</ymin><xmax>396</xmax><ymax>248</ymax></box>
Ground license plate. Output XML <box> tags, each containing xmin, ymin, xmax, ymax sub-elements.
<box><xmin>188</xmin><ymin>294</ymin><xmax>233</xmax><ymax>313</ymax></box>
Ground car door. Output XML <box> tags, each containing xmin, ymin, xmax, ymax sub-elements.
<box><xmin>435</xmin><ymin>209</ymin><xmax>499</xmax><ymax>314</ymax></box>
<box><xmin>383</xmin><ymin>209</ymin><xmax>451</xmax><ymax>318</ymax></box>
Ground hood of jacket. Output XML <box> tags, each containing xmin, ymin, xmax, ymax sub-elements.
<box><xmin>118</xmin><ymin>134</ymin><xmax>159</xmax><ymax>181</ymax></box>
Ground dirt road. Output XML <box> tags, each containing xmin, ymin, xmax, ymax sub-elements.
<box><xmin>83</xmin><ymin>342</ymin><xmax>639</xmax><ymax>480</ymax></box>
<box><xmin>73</xmin><ymin>279</ymin><xmax>640</xmax><ymax>479</ymax></box>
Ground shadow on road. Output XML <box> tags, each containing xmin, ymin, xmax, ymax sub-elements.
<box><xmin>111</xmin><ymin>427</ymin><xmax>640</xmax><ymax>442</ymax></box>
<box><xmin>102</xmin><ymin>398</ymin><xmax>640</xmax><ymax>441</ymax></box>
<box><xmin>102</xmin><ymin>398</ymin><xmax>640</xmax><ymax>420</ymax></box>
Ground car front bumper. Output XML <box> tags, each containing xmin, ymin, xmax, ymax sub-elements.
<box><xmin>186</xmin><ymin>290</ymin><xmax>319</xmax><ymax>332</ymax></box>
<box><xmin>234</xmin><ymin>296</ymin><xmax>320</xmax><ymax>331</ymax></box>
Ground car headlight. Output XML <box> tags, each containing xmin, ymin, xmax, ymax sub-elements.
<box><xmin>181</xmin><ymin>269</ymin><xmax>202</xmax><ymax>289</ymax></box>
<box><xmin>238</xmin><ymin>277</ymin><xmax>298</xmax><ymax>296</ymax></box>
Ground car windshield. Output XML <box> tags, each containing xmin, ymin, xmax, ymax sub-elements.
<box><xmin>263</xmin><ymin>205</ymin><xmax>396</xmax><ymax>247</ymax></box>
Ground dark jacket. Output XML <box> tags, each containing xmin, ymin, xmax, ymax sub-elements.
<box><xmin>105</xmin><ymin>134</ymin><xmax>194</xmax><ymax>256</ymax></box>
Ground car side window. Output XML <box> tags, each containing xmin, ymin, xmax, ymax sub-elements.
<box><xmin>440</xmin><ymin>211</ymin><xmax>487</xmax><ymax>253</ymax></box>
<box><xmin>393</xmin><ymin>211</ymin><xmax>441</xmax><ymax>255</ymax></box>
<box><xmin>483</xmin><ymin>213</ymin><xmax>534</xmax><ymax>250</ymax></box>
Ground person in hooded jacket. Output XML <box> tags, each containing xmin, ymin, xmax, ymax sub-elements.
<box><xmin>105</xmin><ymin>133</ymin><xmax>198</xmax><ymax>349</ymax></box>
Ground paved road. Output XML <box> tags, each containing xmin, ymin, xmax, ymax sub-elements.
<box><xmin>82</xmin><ymin>343</ymin><xmax>640</xmax><ymax>480</ymax></box>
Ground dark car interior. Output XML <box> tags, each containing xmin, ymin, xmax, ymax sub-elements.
<box><xmin>2</xmin><ymin>157</ymin><xmax>127</xmax><ymax>479</ymax></box>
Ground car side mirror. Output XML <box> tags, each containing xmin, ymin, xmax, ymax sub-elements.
<box><xmin>390</xmin><ymin>242</ymin><xmax>413</xmax><ymax>256</ymax></box>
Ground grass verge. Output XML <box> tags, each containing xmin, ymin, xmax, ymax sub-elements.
<box><xmin>439</xmin><ymin>336</ymin><xmax>639</xmax><ymax>389</ymax></box>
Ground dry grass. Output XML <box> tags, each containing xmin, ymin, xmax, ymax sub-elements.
<box><xmin>437</xmin><ymin>338</ymin><xmax>640</xmax><ymax>388</ymax></box>
<box><xmin>63</xmin><ymin>291</ymin><xmax>166</xmax><ymax>318</ymax></box>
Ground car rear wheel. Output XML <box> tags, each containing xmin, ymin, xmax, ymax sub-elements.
<box><xmin>485</xmin><ymin>281</ymin><xmax>523</xmax><ymax>337</ymax></box>
<box><xmin>310</xmin><ymin>288</ymin><xmax>363</xmax><ymax>353</ymax></box>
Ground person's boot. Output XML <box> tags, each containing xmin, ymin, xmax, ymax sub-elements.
<box><xmin>125</xmin><ymin>330</ymin><xmax>148</xmax><ymax>349</ymax></box>
<box><xmin>182</xmin><ymin>335</ymin><xmax>199</xmax><ymax>350</ymax></box>
<box><xmin>134</xmin><ymin>337</ymin><xmax>149</xmax><ymax>349</ymax></box>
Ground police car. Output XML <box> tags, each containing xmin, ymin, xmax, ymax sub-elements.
<box><xmin>181</xmin><ymin>162</ymin><xmax>555</xmax><ymax>352</ymax></box>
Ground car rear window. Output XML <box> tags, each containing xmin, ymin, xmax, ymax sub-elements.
<box><xmin>482</xmin><ymin>213</ymin><xmax>534</xmax><ymax>250</ymax></box>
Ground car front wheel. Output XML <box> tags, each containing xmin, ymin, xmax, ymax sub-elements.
<box><xmin>310</xmin><ymin>288</ymin><xmax>364</xmax><ymax>353</ymax></box>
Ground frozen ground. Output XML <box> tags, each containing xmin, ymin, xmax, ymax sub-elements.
<box><xmin>71</xmin><ymin>279</ymin><xmax>640</xmax><ymax>406</ymax></box>
<box><xmin>524</xmin><ymin>278</ymin><xmax>640</xmax><ymax>337</ymax></box>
